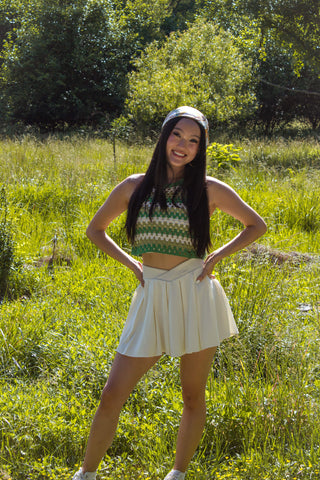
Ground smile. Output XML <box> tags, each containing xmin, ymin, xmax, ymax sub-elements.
<box><xmin>173</xmin><ymin>150</ymin><xmax>186</xmax><ymax>157</ymax></box>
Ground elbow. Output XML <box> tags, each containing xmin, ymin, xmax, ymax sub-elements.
<box><xmin>257</xmin><ymin>218</ymin><xmax>267</xmax><ymax>237</ymax></box>
<box><xmin>86</xmin><ymin>223</ymin><xmax>106</xmax><ymax>243</ymax></box>
<box><xmin>86</xmin><ymin>223</ymin><xmax>94</xmax><ymax>241</ymax></box>
<box><xmin>248</xmin><ymin>217</ymin><xmax>267</xmax><ymax>239</ymax></box>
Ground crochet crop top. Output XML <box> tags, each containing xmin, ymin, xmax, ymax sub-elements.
<box><xmin>131</xmin><ymin>182</ymin><xmax>199</xmax><ymax>258</ymax></box>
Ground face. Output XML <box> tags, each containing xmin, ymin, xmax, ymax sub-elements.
<box><xmin>166</xmin><ymin>118</ymin><xmax>201</xmax><ymax>179</ymax></box>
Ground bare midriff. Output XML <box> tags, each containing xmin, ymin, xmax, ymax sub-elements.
<box><xmin>142</xmin><ymin>252</ymin><xmax>192</xmax><ymax>270</ymax></box>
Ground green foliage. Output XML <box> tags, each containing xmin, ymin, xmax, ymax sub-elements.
<box><xmin>273</xmin><ymin>180</ymin><xmax>320</xmax><ymax>233</ymax></box>
<box><xmin>116</xmin><ymin>0</ymin><xmax>171</xmax><ymax>47</ymax></box>
<box><xmin>247</xmin><ymin>0</ymin><xmax>320</xmax><ymax>71</ymax></box>
<box><xmin>110</xmin><ymin>115</ymin><xmax>133</xmax><ymax>141</ymax></box>
<box><xmin>0</xmin><ymin>186</ymin><xmax>14</xmax><ymax>298</ymax></box>
<box><xmin>0</xmin><ymin>0</ymin><xmax>319</xmax><ymax>132</ymax></box>
<box><xmin>203</xmin><ymin>0</ymin><xmax>320</xmax><ymax>71</ymax></box>
<box><xmin>0</xmin><ymin>185</ymin><xmax>41</xmax><ymax>301</ymax></box>
<box><xmin>0</xmin><ymin>0</ymin><xmax>212</xmax><ymax>130</ymax></box>
<box><xmin>0</xmin><ymin>0</ymin><xmax>131</xmax><ymax>127</ymax></box>
<box><xmin>126</xmin><ymin>18</ymin><xmax>257</xmax><ymax>133</ymax></box>
<box><xmin>242</xmin><ymin>138</ymin><xmax>320</xmax><ymax>170</ymax></box>
<box><xmin>255</xmin><ymin>38</ymin><xmax>320</xmax><ymax>132</ymax></box>
<box><xmin>0</xmin><ymin>136</ymin><xmax>320</xmax><ymax>479</ymax></box>
<box><xmin>206</xmin><ymin>142</ymin><xmax>241</xmax><ymax>173</ymax></box>
<box><xmin>115</xmin><ymin>0</ymin><xmax>207</xmax><ymax>41</ymax></box>
<box><xmin>202</xmin><ymin>0</ymin><xmax>320</xmax><ymax>132</ymax></box>
<box><xmin>162</xmin><ymin>0</ymin><xmax>208</xmax><ymax>32</ymax></box>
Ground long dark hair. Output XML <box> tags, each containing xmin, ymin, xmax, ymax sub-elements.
<box><xmin>125</xmin><ymin>117</ymin><xmax>212</xmax><ymax>257</ymax></box>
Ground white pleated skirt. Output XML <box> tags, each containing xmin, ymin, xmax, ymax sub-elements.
<box><xmin>117</xmin><ymin>258</ymin><xmax>238</xmax><ymax>358</ymax></box>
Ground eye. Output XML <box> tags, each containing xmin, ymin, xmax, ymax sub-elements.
<box><xmin>172</xmin><ymin>130</ymin><xmax>180</xmax><ymax>137</ymax></box>
<box><xmin>190</xmin><ymin>138</ymin><xmax>199</xmax><ymax>144</ymax></box>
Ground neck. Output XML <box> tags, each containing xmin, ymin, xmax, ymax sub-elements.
<box><xmin>166</xmin><ymin>166</ymin><xmax>184</xmax><ymax>184</ymax></box>
<box><xmin>167</xmin><ymin>173</ymin><xmax>184</xmax><ymax>183</ymax></box>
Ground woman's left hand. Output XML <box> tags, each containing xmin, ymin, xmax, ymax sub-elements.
<box><xmin>196</xmin><ymin>252</ymin><xmax>218</xmax><ymax>283</ymax></box>
<box><xmin>195</xmin><ymin>177</ymin><xmax>267</xmax><ymax>284</ymax></box>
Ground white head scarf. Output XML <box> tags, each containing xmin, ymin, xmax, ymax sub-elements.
<box><xmin>162</xmin><ymin>106</ymin><xmax>209</xmax><ymax>146</ymax></box>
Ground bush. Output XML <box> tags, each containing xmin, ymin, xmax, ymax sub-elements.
<box><xmin>125</xmin><ymin>18</ymin><xmax>257</xmax><ymax>133</ymax></box>
<box><xmin>256</xmin><ymin>41</ymin><xmax>320</xmax><ymax>133</ymax></box>
<box><xmin>0</xmin><ymin>186</ymin><xmax>14</xmax><ymax>299</ymax></box>
<box><xmin>206</xmin><ymin>142</ymin><xmax>242</xmax><ymax>174</ymax></box>
<box><xmin>0</xmin><ymin>0</ymin><xmax>130</xmax><ymax>128</ymax></box>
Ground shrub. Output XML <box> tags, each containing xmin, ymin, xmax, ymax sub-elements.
<box><xmin>206</xmin><ymin>142</ymin><xmax>242</xmax><ymax>174</ymax></box>
<box><xmin>125</xmin><ymin>18</ymin><xmax>257</xmax><ymax>133</ymax></box>
<box><xmin>0</xmin><ymin>0</ymin><xmax>130</xmax><ymax>127</ymax></box>
<box><xmin>0</xmin><ymin>186</ymin><xmax>14</xmax><ymax>299</ymax></box>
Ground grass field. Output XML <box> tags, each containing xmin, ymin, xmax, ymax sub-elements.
<box><xmin>0</xmin><ymin>135</ymin><xmax>319</xmax><ymax>480</ymax></box>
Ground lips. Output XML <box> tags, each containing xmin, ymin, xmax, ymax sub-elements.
<box><xmin>172</xmin><ymin>150</ymin><xmax>186</xmax><ymax>157</ymax></box>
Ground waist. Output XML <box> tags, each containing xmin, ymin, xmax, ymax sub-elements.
<box><xmin>142</xmin><ymin>252</ymin><xmax>196</xmax><ymax>270</ymax></box>
<box><xmin>142</xmin><ymin>258</ymin><xmax>204</xmax><ymax>281</ymax></box>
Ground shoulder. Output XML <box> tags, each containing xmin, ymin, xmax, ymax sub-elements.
<box><xmin>113</xmin><ymin>174</ymin><xmax>145</xmax><ymax>200</ymax></box>
<box><xmin>206</xmin><ymin>175</ymin><xmax>235</xmax><ymax>199</ymax></box>
<box><xmin>206</xmin><ymin>176</ymin><xmax>239</xmax><ymax>213</ymax></box>
<box><xmin>126</xmin><ymin>173</ymin><xmax>145</xmax><ymax>185</ymax></box>
<box><xmin>122</xmin><ymin>173</ymin><xmax>145</xmax><ymax>189</ymax></box>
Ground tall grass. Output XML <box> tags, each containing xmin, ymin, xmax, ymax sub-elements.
<box><xmin>0</xmin><ymin>135</ymin><xmax>319</xmax><ymax>480</ymax></box>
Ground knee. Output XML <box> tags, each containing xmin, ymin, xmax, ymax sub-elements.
<box><xmin>98</xmin><ymin>384</ymin><xmax>124</xmax><ymax>414</ymax></box>
<box><xmin>182</xmin><ymin>389</ymin><xmax>206</xmax><ymax>411</ymax></box>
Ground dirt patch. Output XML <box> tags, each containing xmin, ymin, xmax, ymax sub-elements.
<box><xmin>241</xmin><ymin>243</ymin><xmax>318</xmax><ymax>265</ymax></box>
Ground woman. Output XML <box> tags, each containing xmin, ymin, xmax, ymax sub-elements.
<box><xmin>72</xmin><ymin>106</ymin><xmax>267</xmax><ymax>480</ymax></box>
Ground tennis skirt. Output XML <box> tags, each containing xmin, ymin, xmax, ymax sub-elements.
<box><xmin>117</xmin><ymin>258</ymin><xmax>238</xmax><ymax>358</ymax></box>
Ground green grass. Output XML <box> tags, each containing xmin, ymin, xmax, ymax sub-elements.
<box><xmin>0</xmin><ymin>135</ymin><xmax>319</xmax><ymax>480</ymax></box>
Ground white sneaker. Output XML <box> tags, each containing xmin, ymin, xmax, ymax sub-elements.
<box><xmin>72</xmin><ymin>468</ymin><xmax>97</xmax><ymax>480</ymax></box>
<box><xmin>163</xmin><ymin>470</ymin><xmax>186</xmax><ymax>480</ymax></box>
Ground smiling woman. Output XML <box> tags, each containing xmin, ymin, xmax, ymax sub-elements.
<box><xmin>72</xmin><ymin>106</ymin><xmax>266</xmax><ymax>480</ymax></box>
<box><xmin>166</xmin><ymin>118</ymin><xmax>201</xmax><ymax>180</ymax></box>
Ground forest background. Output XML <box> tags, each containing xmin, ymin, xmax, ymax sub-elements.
<box><xmin>0</xmin><ymin>1</ymin><xmax>320</xmax><ymax>480</ymax></box>
<box><xmin>0</xmin><ymin>0</ymin><xmax>319</xmax><ymax>135</ymax></box>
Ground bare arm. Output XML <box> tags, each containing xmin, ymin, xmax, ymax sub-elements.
<box><xmin>86</xmin><ymin>174</ymin><xmax>145</xmax><ymax>285</ymax></box>
<box><xmin>197</xmin><ymin>177</ymin><xmax>267</xmax><ymax>281</ymax></box>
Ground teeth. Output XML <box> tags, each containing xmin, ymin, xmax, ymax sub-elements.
<box><xmin>173</xmin><ymin>151</ymin><xmax>185</xmax><ymax>157</ymax></box>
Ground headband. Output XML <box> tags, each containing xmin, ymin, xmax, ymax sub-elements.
<box><xmin>162</xmin><ymin>106</ymin><xmax>209</xmax><ymax>146</ymax></box>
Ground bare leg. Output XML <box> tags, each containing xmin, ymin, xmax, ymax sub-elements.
<box><xmin>82</xmin><ymin>352</ymin><xmax>161</xmax><ymax>473</ymax></box>
<box><xmin>173</xmin><ymin>347</ymin><xmax>217</xmax><ymax>473</ymax></box>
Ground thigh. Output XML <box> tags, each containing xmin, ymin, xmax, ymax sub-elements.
<box><xmin>180</xmin><ymin>347</ymin><xmax>217</xmax><ymax>400</ymax></box>
<box><xmin>103</xmin><ymin>352</ymin><xmax>161</xmax><ymax>406</ymax></box>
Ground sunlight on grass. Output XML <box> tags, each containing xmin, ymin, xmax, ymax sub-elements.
<box><xmin>0</xmin><ymin>135</ymin><xmax>319</xmax><ymax>479</ymax></box>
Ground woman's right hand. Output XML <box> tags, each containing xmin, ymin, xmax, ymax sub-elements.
<box><xmin>131</xmin><ymin>259</ymin><xmax>144</xmax><ymax>287</ymax></box>
<box><xmin>86</xmin><ymin>175</ymin><xmax>146</xmax><ymax>286</ymax></box>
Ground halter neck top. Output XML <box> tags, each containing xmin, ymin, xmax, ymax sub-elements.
<box><xmin>131</xmin><ymin>182</ymin><xmax>199</xmax><ymax>258</ymax></box>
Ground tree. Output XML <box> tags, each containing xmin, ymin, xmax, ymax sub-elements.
<box><xmin>0</xmin><ymin>0</ymin><xmax>131</xmax><ymax>127</ymax></box>
<box><xmin>202</xmin><ymin>0</ymin><xmax>320</xmax><ymax>131</ymax></box>
<box><xmin>245</xmin><ymin>0</ymin><xmax>320</xmax><ymax>70</ymax></box>
<box><xmin>256</xmin><ymin>38</ymin><xmax>320</xmax><ymax>132</ymax></box>
<box><xmin>0</xmin><ymin>1</ymin><xmax>14</xmax><ymax>61</ymax></box>
<box><xmin>114</xmin><ymin>0</ymin><xmax>207</xmax><ymax>41</ymax></box>
<box><xmin>1</xmin><ymin>0</ymin><xmax>205</xmax><ymax>128</ymax></box>
<box><xmin>115</xmin><ymin>0</ymin><xmax>171</xmax><ymax>47</ymax></box>
<box><xmin>125</xmin><ymin>19</ymin><xmax>257</xmax><ymax>134</ymax></box>
<box><xmin>202</xmin><ymin>0</ymin><xmax>320</xmax><ymax>71</ymax></box>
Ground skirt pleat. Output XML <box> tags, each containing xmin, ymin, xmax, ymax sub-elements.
<box><xmin>117</xmin><ymin>258</ymin><xmax>238</xmax><ymax>357</ymax></box>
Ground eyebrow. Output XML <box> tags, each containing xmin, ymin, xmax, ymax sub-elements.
<box><xmin>173</xmin><ymin>127</ymin><xmax>201</xmax><ymax>139</ymax></box>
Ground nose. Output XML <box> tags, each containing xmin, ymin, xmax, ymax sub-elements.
<box><xmin>178</xmin><ymin>137</ymin><xmax>187</xmax><ymax>148</ymax></box>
